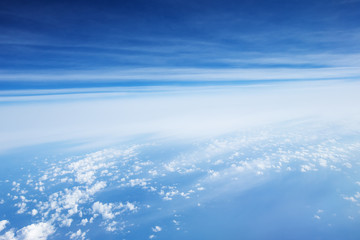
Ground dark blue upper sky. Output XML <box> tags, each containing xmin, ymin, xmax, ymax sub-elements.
<box><xmin>1</xmin><ymin>0</ymin><xmax>360</xmax><ymax>89</ymax></box>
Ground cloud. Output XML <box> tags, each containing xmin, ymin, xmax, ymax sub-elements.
<box><xmin>17</xmin><ymin>222</ymin><xmax>55</xmax><ymax>240</ymax></box>
<box><xmin>80</xmin><ymin>219</ymin><xmax>88</xmax><ymax>226</ymax></box>
<box><xmin>31</xmin><ymin>209</ymin><xmax>38</xmax><ymax>216</ymax></box>
<box><xmin>69</xmin><ymin>229</ymin><xmax>86</xmax><ymax>240</ymax></box>
<box><xmin>2</xmin><ymin>146</ymin><xmax>146</xmax><ymax>238</ymax></box>
<box><xmin>1</xmin><ymin>104</ymin><xmax>360</xmax><ymax>239</ymax></box>
<box><xmin>1</xmin><ymin>80</ymin><xmax>360</xmax><ymax>153</ymax></box>
<box><xmin>15</xmin><ymin>202</ymin><xmax>27</xmax><ymax>214</ymax></box>
<box><xmin>300</xmin><ymin>164</ymin><xmax>317</xmax><ymax>172</ymax></box>
<box><xmin>0</xmin><ymin>229</ymin><xmax>16</xmax><ymax>240</ymax></box>
<box><xmin>0</xmin><ymin>222</ymin><xmax>55</xmax><ymax>240</ymax></box>
<box><xmin>152</xmin><ymin>226</ymin><xmax>162</xmax><ymax>232</ymax></box>
<box><xmin>1</xmin><ymin>66</ymin><xmax>360</xmax><ymax>84</ymax></box>
<box><xmin>92</xmin><ymin>202</ymin><xmax>115</xmax><ymax>220</ymax></box>
<box><xmin>0</xmin><ymin>221</ymin><xmax>9</xmax><ymax>233</ymax></box>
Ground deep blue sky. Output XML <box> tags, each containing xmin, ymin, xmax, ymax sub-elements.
<box><xmin>1</xmin><ymin>0</ymin><xmax>360</xmax><ymax>89</ymax></box>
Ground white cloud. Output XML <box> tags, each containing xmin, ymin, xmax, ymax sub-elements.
<box><xmin>105</xmin><ymin>221</ymin><xmax>118</xmax><ymax>232</ymax></box>
<box><xmin>125</xmin><ymin>202</ymin><xmax>136</xmax><ymax>212</ymax></box>
<box><xmin>86</xmin><ymin>181</ymin><xmax>107</xmax><ymax>195</ymax></box>
<box><xmin>15</xmin><ymin>202</ymin><xmax>27</xmax><ymax>214</ymax></box>
<box><xmin>2</xmin><ymin>63</ymin><xmax>360</xmax><ymax>83</ymax></box>
<box><xmin>0</xmin><ymin>221</ymin><xmax>9</xmax><ymax>232</ymax></box>
<box><xmin>92</xmin><ymin>202</ymin><xmax>115</xmax><ymax>220</ymax></box>
<box><xmin>152</xmin><ymin>226</ymin><xmax>162</xmax><ymax>232</ymax></box>
<box><xmin>0</xmin><ymin>229</ymin><xmax>16</xmax><ymax>240</ymax></box>
<box><xmin>0</xmin><ymin>146</ymin><xmax>146</xmax><ymax>238</ymax></box>
<box><xmin>80</xmin><ymin>219</ymin><xmax>88</xmax><ymax>226</ymax></box>
<box><xmin>69</xmin><ymin>229</ymin><xmax>86</xmax><ymax>240</ymax></box>
<box><xmin>343</xmin><ymin>196</ymin><xmax>357</xmax><ymax>202</ymax></box>
<box><xmin>300</xmin><ymin>164</ymin><xmax>317</xmax><ymax>173</ymax></box>
<box><xmin>128</xmin><ymin>178</ymin><xmax>148</xmax><ymax>188</ymax></box>
<box><xmin>318</xmin><ymin>159</ymin><xmax>327</xmax><ymax>167</ymax></box>
<box><xmin>355</xmin><ymin>192</ymin><xmax>360</xmax><ymax>199</ymax></box>
<box><xmin>92</xmin><ymin>200</ymin><xmax>137</xmax><ymax>223</ymax></box>
<box><xmin>1</xmin><ymin>80</ymin><xmax>360</xmax><ymax>153</ymax></box>
<box><xmin>31</xmin><ymin>209</ymin><xmax>38</xmax><ymax>216</ymax></box>
<box><xmin>40</xmin><ymin>180</ymin><xmax>107</xmax><ymax>218</ymax></box>
<box><xmin>343</xmin><ymin>162</ymin><xmax>352</xmax><ymax>168</ymax></box>
<box><xmin>16</xmin><ymin>222</ymin><xmax>55</xmax><ymax>240</ymax></box>
<box><xmin>60</xmin><ymin>218</ymin><xmax>73</xmax><ymax>227</ymax></box>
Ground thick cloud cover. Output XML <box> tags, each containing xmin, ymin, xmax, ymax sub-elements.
<box><xmin>0</xmin><ymin>80</ymin><xmax>359</xmax><ymax>152</ymax></box>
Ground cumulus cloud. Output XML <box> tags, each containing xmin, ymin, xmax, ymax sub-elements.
<box><xmin>0</xmin><ymin>222</ymin><xmax>55</xmax><ymax>240</ymax></box>
<box><xmin>152</xmin><ymin>226</ymin><xmax>162</xmax><ymax>232</ymax></box>
<box><xmin>80</xmin><ymin>219</ymin><xmax>88</xmax><ymax>226</ymax></box>
<box><xmin>92</xmin><ymin>200</ymin><xmax>138</xmax><ymax>222</ymax></box>
<box><xmin>1</xmin><ymin>146</ymin><xmax>147</xmax><ymax>238</ymax></box>
<box><xmin>17</xmin><ymin>222</ymin><xmax>55</xmax><ymax>240</ymax></box>
<box><xmin>31</xmin><ymin>209</ymin><xmax>38</xmax><ymax>216</ymax></box>
<box><xmin>0</xmin><ymin>229</ymin><xmax>16</xmax><ymax>240</ymax></box>
<box><xmin>0</xmin><ymin>221</ymin><xmax>9</xmax><ymax>232</ymax></box>
<box><xmin>15</xmin><ymin>202</ymin><xmax>27</xmax><ymax>214</ymax></box>
<box><xmin>69</xmin><ymin>229</ymin><xmax>86</xmax><ymax>240</ymax></box>
<box><xmin>92</xmin><ymin>202</ymin><xmax>115</xmax><ymax>220</ymax></box>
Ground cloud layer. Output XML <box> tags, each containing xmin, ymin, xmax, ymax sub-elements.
<box><xmin>0</xmin><ymin>80</ymin><xmax>359</xmax><ymax>152</ymax></box>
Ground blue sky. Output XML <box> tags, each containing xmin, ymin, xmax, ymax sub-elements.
<box><xmin>1</xmin><ymin>0</ymin><xmax>360</xmax><ymax>89</ymax></box>
<box><xmin>1</xmin><ymin>2</ymin><xmax>360</xmax><ymax>239</ymax></box>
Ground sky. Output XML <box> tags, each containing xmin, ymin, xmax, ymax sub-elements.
<box><xmin>1</xmin><ymin>0</ymin><xmax>360</xmax><ymax>89</ymax></box>
<box><xmin>1</xmin><ymin>2</ymin><xmax>360</xmax><ymax>239</ymax></box>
